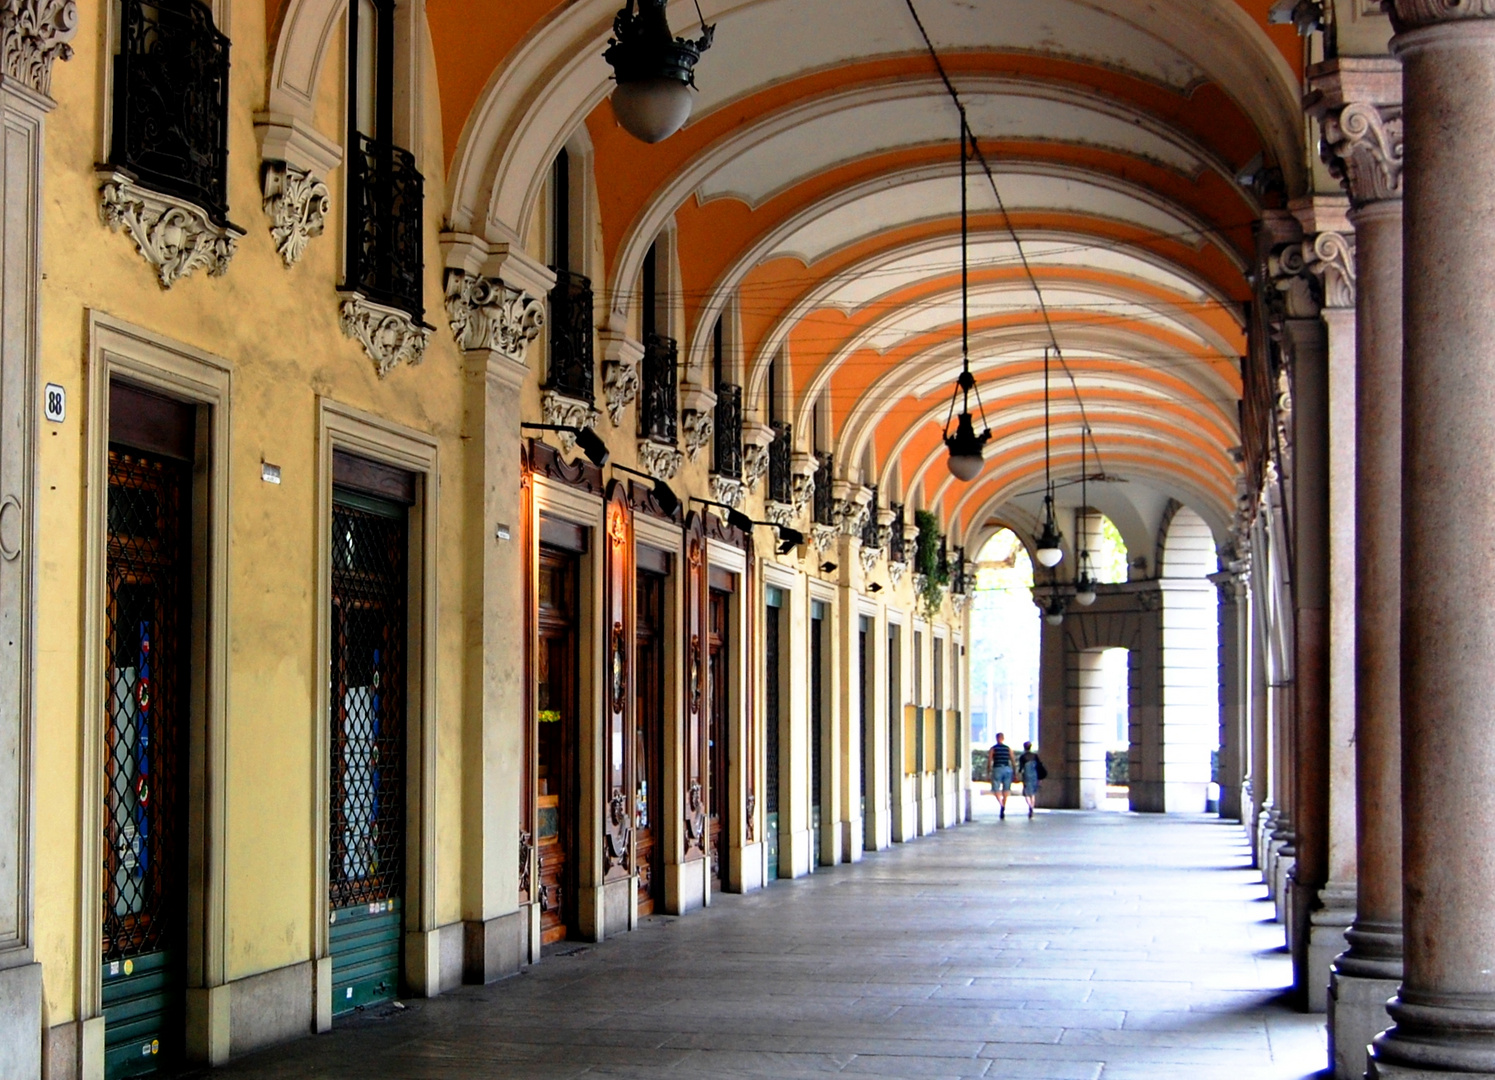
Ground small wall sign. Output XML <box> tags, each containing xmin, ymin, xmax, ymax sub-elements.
<box><xmin>44</xmin><ymin>383</ymin><xmax>65</xmax><ymax>423</ymax></box>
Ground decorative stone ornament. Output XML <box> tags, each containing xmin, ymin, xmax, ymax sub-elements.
<box><xmin>444</xmin><ymin>270</ymin><xmax>545</xmax><ymax>361</ymax></box>
<box><xmin>638</xmin><ymin>439</ymin><xmax>684</xmax><ymax>481</ymax></box>
<box><xmin>1</xmin><ymin>0</ymin><xmax>77</xmax><ymax>98</ymax></box>
<box><xmin>888</xmin><ymin>560</ymin><xmax>907</xmax><ymax>587</ymax></box>
<box><xmin>263</xmin><ymin>163</ymin><xmax>330</xmax><ymax>267</ymax></box>
<box><xmin>811</xmin><ymin>524</ymin><xmax>837</xmax><ymax>554</ymax></box>
<box><xmin>681</xmin><ymin>409</ymin><xmax>714</xmax><ymax>462</ymax></box>
<box><xmin>766</xmin><ymin>501</ymin><xmax>795</xmax><ymax>528</ymax></box>
<box><xmin>951</xmin><ymin>593</ymin><xmax>968</xmax><ymax>618</ymax></box>
<box><xmin>859</xmin><ymin>544</ymin><xmax>879</xmax><ymax>574</ymax></box>
<box><xmin>100</xmin><ymin>174</ymin><xmax>242</xmax><ymax>288</ymax></box>
<box><xmin>741</xmin><ymin>421</ymin><xmax>774</xmax><ymax>490</ymax></box>
<box><xmin>1391</xmin><ymin>0</ymin><xmax>1495</xmax><ymax>26</ymax></box>
<box><xmin>710</xmin><ymin>475</ymin><xmax>745</xmax><ymax>509</ymax></box>
<box><xmin>603</xmin><ymin>360</ymin><xmax>640</xmax><ymax>425</ymax></box>
<box><xmin>339</xmin><ymin>295</ymin><xmax>432</xmax><ymax>377</ymax></box>
<box><xmin>835</xmin><ymin>494</ymin><xmax>871</xmax><ymax>538</ymax></box>
<box><xmin>1303</xmin><ymin>230</ymin><xmax>1356</xmax><ymax>310</ymax></box>
<box><xmin>541</xmin><ymin>390</ymin><xmax>601</xmax><ymax>453</ymax></box>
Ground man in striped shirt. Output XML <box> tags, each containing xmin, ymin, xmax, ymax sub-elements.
<box><xmin>988</xmin><ymin>734</ymin><xmax>1014</xmax><ymax>820</ymax></box>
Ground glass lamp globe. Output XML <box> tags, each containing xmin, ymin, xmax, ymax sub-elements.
<box><xmin>947</xmin><ymin>452</ymin><xmax>983</xmax><ymax>481</ymax></box>
<box><xmin>611</xmin><ymin>79</ymin><xmax>694</xmax><ymax>143</ymax></box>
<box><xmin>1075</xmin><ymin>579</ymin><xmax>1097</xmax><ymax>606</ymax></box>
<box><xmin>1035</xmin><ymin>544</ymin><xmax>1063</xmax><ymax>568</ymax></box>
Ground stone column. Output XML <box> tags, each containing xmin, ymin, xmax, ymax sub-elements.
<box><xmin>1371</xmin><ymin>8</ymin><xmax>1495</xmax><ymax>1075</ymax></box>
<box><xmin>1300</xmin><ymin>198</ymin><xmax>1360</xmax><ymax>1015</ymax></box>
<box><xmin>1211</xmin><ymin>569</ymin><xmax>1248</xmax><ymax>822</ymax></box>
<box><xmin>1309</xmin><ymin>58</ymin><xmax>1407</xmax><ymax>1079</ymax></box>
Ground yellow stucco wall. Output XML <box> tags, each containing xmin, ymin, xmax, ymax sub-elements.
<box><xmin>34</xmin><ymin>0</ymin><xmax>471</xmax><ymax>1024</ymax></box>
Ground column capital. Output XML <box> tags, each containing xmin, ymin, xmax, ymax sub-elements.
<box><xmin>0</xmin><ymin>0</ymin><xmax>77</xmax><ymax>100</ymax></box>
<box><xmin>1306</xmin><ymin>58</ymin><xmax>1403</xmax><ymax>207</ymax></box>
<box><xmin>1391</xmin><ymin>0</ymin><xmax>1495</xmax><ymax>29</ymax></box>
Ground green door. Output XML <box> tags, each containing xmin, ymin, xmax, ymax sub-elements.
<box><xmin>103</xmin><ymin>440</ymin><xmax>193</xmax><ymax>1079</ymax></box>
<box><xmin>329</xmin><ymin>487</ymin><xmax>409</xmax><ymax>1016</ymax></box>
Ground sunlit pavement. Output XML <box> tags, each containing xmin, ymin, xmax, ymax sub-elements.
<box><xmin>200</xmin><ymin>796</ymin><xmax>1327</xmax><ymax>1080</ymax></box>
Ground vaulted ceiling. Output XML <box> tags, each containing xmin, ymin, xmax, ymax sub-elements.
<box><xmin>270</xmin><ymin>0</ymin><xmax>1309</xmax><ymax>554</ymax></box>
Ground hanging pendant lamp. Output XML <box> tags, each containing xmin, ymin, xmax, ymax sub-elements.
<box><xmin>603</xmin><ymin>0</ymin><xmax>715</xmax><ymax>144</ymax></box>
<box><xmin>1033</xmin><ymin>345</ymin><xmax>1064</xmax><ymax>567</ymax></box>
<box><xmin>944</xmin><ymin>110</ymin><xmax>992</xmax><ymax>481</ymax></box>
<box><xmin>1074</xmin><ymin>436</ymin><xmax>1097</xmax><ymax>606</ymax></box>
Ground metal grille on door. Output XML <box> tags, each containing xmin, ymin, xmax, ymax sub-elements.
<box><xmin>329</xmin><ymin>495</ymin><xmax>407</xmax><ymax>1014</ymax></box>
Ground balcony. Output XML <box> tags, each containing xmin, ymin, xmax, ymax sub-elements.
<box><xmin>346</xmin><ymin>134</ymin><xmax>425</xmax><ymax>321</ymax></box>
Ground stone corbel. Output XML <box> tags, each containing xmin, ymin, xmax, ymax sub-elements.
<box><xmin>888</xmin><ymin>560</ymin><xmax>907</xmax><ymax>587</ymax></box>
<box><xmin>599</xmin><ymin>330</ymin><xmax>645</xmax><ymax>426</ymax></box>
<box><xmin>99</xmin><ymin>171</ymin><xmax>243</xmax><ymax>288</ymax></box>
<box><xmin>859</xmin><ymin>545</ymin><xmax>880</xmax><ymax>574</ymax></box>
<box><xmin>766</xmin><ymin>501</ymin><xmax>796</xmax><ymax>528</ymax></box>
<box><xmin>741</xmin><ymin>421</ymin><xmax>774</xmax><ymax>490</ymax></box>
<box><xmin>257</xmin><ymin>114</ymin><xmax>341</xmax><ymax>267</ymax></box>
<box><xmin>680</xmin><ymin>383</ymin><xmax>717</xmax><ymax>462</ymax></box>
<box><xmin>951</xmin><ymin>592</ymin><xmax>968</xmax><ymax>618</ymax></box>
<box><xmin>710</xmin><ymin>475</ymin><xmax>746</xmax><ymax>509</ymax></box>
<box><xmin>541</xmin><ymin>391</ymin><xmax>600</xmax><ymax>454</ymax></box>
<box><xmin>444</xmin><ymin>269</ymin><xmax>546</xmax><ymax>363</ymax></box>
<box><xmin>339</xmin><ymin>294</ymin><xmax>432</xmax><ymax>377</ymax></box>
<box><xmin>1</xmin><ymin>0</ymin><xmax>78</xmax><ymax>99</ymax></box>
<box><xmin>789</xmin><ymin>453</ymin><xmax>817</xmax><ymax>518</ymax></box>
<box><xmin>638</xmin><ymin>439</ymin><xmax>683</xmax><ymax>481</ymax></box>
<box><xmin>811</xmin><ymin>524</ymin><xmax>838</xmax><ymax>554</ymax></box>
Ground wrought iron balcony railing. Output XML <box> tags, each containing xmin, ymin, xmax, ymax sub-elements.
<box><xmin>952</xmin><ymin>545</ymin><xmax>967</xmax><ymax>593</ymax></box>
<box><xmin>768</xmin><ymin>422</ymin><xmax>792</xmax><ymax>504</ymax></box>
<box><xmin>889</xmin><ymin>503</ymin><xmax>907</xmax><ymax>562</ymax></box>
<box><xmin>346</xmin><ymin>133</ymin><xmax>425</xmax><ymax>320</ymax></box>
<box><xmin>546</xmin><ymin>270</ymin><xmax>595</xmax><ymax>403</ymax></box>
<box><xmin>111</xmin><ymin>0</ymin><xmax>231</xmax><ymax>224</ymax></box>
<box><xmin>862</xmin><ymin>485</ymin><xmax>880</xmax><ymax>549</ymax></box>
<box><xmin>713</xmin><ymin>383</ymin><xmax>742</xmax><ymax>478</ymax></box>
<box><xmin>813</xmin><ymin>454</ymin><xmax>834</xmax><ymax>526</ymax></box>
<box><xmin>639</xmin><ymin>334</ymin><xmax>679</xmax><ymax>443</ymax></box>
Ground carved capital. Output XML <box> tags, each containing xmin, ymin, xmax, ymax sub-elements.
<box><xmin>638</xmin><ymin>439</ymin><xmax>683</xmax><ymax>481</ymax></box>
<box><xmin>1302</xmin><ymin>230</ymin><xmax>1356</xmax><ymax>309</ymax></box>
<box><xmin>339</xmin><ymin>295</ymin><xmax>432</xmax><ymax>377</ymax></box>
<box><xmin>1268</xmin><ymin>241</ymin><xmax>1321</xmax><ymax>319</ymax></box>
<box><xmin>682</xmin><ymin>409</ymin><xmax>714</xmax><ymax>462</ymax></box>
<box><xmin>0</xmin><ymin>0</ymin><xmax>76</xmax><ymax>98</ymax></box>
<box><xmin>835</xmin><ymin>493</ymin><xmax>871</xmax><ymax>538</ymax></box>
<box><xmin>262</xmin><ymin>163</ymin><xmax>329</xmax><ymax>267</ymax></box>
<box><xmin>710</xmin><ymin>475</ymin><xmax>746</xmax><ymax>509</ymax></box>
<box><xmin>888</xmin><ymin>560</ymin><xmax>907</xmax><ymax>587</ymax></box>
<box><xmin>541</xmin><ymin>391</ymin><xmax>600</xmax><ymax>454</ymax></box>
<box><xmin>859</xmin><ymin>544</ymin><xmax>880</xmax><ymax>574</ymax></box>
<box><xmin>1391</xmin><ymin>0</ymin><xmax>1495</xmax><ymax>29</ymax></box>
<box><xmin>100</xmin><ymin>174</ymin><xmax>242</xmax><ymax>288</ymax></box>
<box><xmin>444</xmin><ymin>270</ymin><xmax>545</xmax><ymax>362</ymax></box>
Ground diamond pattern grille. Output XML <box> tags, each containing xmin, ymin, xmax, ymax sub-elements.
<box><xmin>103</xmin><ymin>450</ymin><xmax>189</xmax><ymax>963</ymax></box>
<box><xmin>329</xmin><ymin>500</ymin><xmax>408</xmax><ymax>910</ymax></box>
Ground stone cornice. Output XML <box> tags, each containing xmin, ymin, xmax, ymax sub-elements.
<box><xmin>0</xmin><ymin>0</ymin><xmax>76</xmax><ymax>99</ymax></box>
<box><xmin>1306</xmin><ymin>58</ymin><xmax>1403</xmax><ymax>206</ymax></box>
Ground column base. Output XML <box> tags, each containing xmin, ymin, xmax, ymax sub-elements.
<box><xmin>1306</xmin><ymin>883</ymin><xmax>1356</xmax><ymax>1013</ymax></box>
<box><xmin>1331</xmin><ymin>969</ymin><xmax>1400</xmax><ymax>1080</ymax></box>
<box><xmin>463</xmin><ymin>910</ymin><xmax>528</xmax><ymax>984</ymax></box>
<box><xmin>0</xmin><ymin>962</ymin><xmax>41</xmax><ymax>1079</ymax></box>
<box><xmin>1371</xmin><ymin>993</ymin><xmax>1495</xmax><ymax>1077</ymax></box>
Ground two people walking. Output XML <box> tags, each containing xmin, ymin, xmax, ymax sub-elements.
<box><xmin>988</xmin><ymin>733</ymin><xmax>1045</xmax><ymax>819</ymax></box>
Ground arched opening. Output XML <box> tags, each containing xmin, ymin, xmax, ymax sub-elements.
<box><xmin>970</xmin><ymin>528</ymin><xmax>1038</xmax><ymax>796</ymax></box>
<box><xmin>1159</xmin><ymin>504</ymin><xmax>1221</xmax><ymax>813</ymax></box>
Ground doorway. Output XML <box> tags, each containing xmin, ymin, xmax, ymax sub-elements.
<box><xmin>859</xmin><ymin>616</ymin><xmax>870</xmax><ymax>850</ymax></box>
<box><xmin>634</xmin><ymin>566</ymin><xmax>667</xmax><ymax>914</ymax></box>
<box><xmin>708</xmin><ymin>587</ymin><xmax>730</xmax><ymax>890</ymax></box>
<box><xmin>101</xmin><ymin>384</ymin><xmax>197</xmax><ymax>1079</ymax></box>
<box><xmin>764</xmin><ymin>587</ymin><xmax>783</xmax><ymax>879</ymax></box>
<box><xmin>810</xmin><ymin>601</ymin><xmax>827</xmax><ymax>865</ymax></box>
<box><xmin>536</xmin><ymin>541</ymin><xmax>581</xmax><ymax>944</ymax></box>
<box><xmin>328</xmin><ymin>469</ymin><xmax>411</xmax><ymax>1016</ymax></box>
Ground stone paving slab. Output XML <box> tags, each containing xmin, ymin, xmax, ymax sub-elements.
<box><xmin>194</xmin><ymin>804</ymin><xmax>1326</xmax><ymax>1079</ymax></box>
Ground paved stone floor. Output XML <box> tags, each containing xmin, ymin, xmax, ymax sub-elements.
<box><xmin>201</xmin><ymin>802</ymin><xmax>1327</xmax><ymax>1079</ymax></box>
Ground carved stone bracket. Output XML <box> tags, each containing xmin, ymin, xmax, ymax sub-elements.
<box><xmin>859</xmin><ymin>545</ymin><xmax>880</xmax><ymax>574</ymax></box>
<box><xmin>1</xmin><ymin>0</ymin><xmax>77</xmax><ymax>98</ymax></box>
<box><xmin>710</xmin><ymin>475</ymin><xmax>746</xmax><ymax>509</ymax></box>
<box><xmin>339</xmin><ymin>294</ymin><xmax>432</xmax><ymax>377</ymax></box>
<box><xmin>1303</xmin><ymin>230</ymin><xmax>1356</xmax><ymax>310</ymax></box>
<box><xmin>912</xmin><ymin>572</ymin><xmax>928</xmax><ymax>596</ymax></box>
<box><xmin>541</xmin><ymin>390</ymin><xmax>600</xmax><ymax>453</ymax></box>
<box><xmin>100</xmin><ymin>174</ymin><xmax>242</xmax><ymax>288</ymax></box>
<box><xmin>766</xmin><ymin>501</ymin><xmax>795</xmax><ymax>528</ymax></box>
<box><xmin>811</xmin><ymin>524</ymin><xmax>838</xmax><ymax>554</ymax></box>
<box><xmin>951</xmin><ymin>593</ymin><xmax>968</xmax><ymax>618</ymax></box>
<box><xmin>682</xmin><ymin>409</ymin><xmax>714</xmax><ymax>462</ymax></box>
<box><xmin>444</xmin><ymin>269</ymin><xmax>545</xmax><ymax>362</ymax></box>
<box><xmin>638</xmin><ymin>439</ymin><xmax>683</xmax><ymax>481</ymax></box>
<box><xmin>263</xmin><ymin>162</ymin><xmax>329</xmax><ymax>267</ymax></box>
<box><xmin>741</xmin><ymin>421</ymin><xmax>774</xmax><ymax>490</ymax></box>
<box><xmin>603</xmin><ymin>361</ymin><xmax>640</xmax><ymax>426</ymax></box>
<box><xmin>888</xmin><ymin>560</ymin><xmax>907</xmax><ymax>587</ymax></box>
<box><xmin>789</xmin><ymin>453</ymin><xmax>817</xmax><ymax>519</ymax></box>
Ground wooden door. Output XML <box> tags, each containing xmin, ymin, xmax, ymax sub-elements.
<box><xmin>708</xmin><ymin>589</ymin><xmax>729</xmax><ymax>888</ymax></box>
<box><xmin>633</xmin><ymin>570</ymin><xmax>665</xmax><ymax>914</ymax></box>
<box><xmin>536</xmin><ymin>545</ymin><xmax>580</xmax><ymax>944</ymax></box>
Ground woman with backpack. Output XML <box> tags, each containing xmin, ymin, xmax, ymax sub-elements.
<box><xmin>1018</xmin><ymin>741</ymin><xmax>1046</xmax><ymax>818</ymax></box>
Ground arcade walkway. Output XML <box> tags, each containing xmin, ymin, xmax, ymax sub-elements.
<box><xmin>200</xmin><ymin>806</ymin><xmax>1326</xmax><ymax>1080</ymax></box>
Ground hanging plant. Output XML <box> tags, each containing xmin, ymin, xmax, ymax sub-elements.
<box><xmin>913</xmin><ymin>510</ymin><xmax>949</xmax><ymax>617</ymax></box>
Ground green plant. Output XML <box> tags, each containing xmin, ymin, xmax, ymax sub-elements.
<box><xmin>913</xmin><ymin>510</ymin><xmax>949</xmax><ymax>617</ymax></box>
